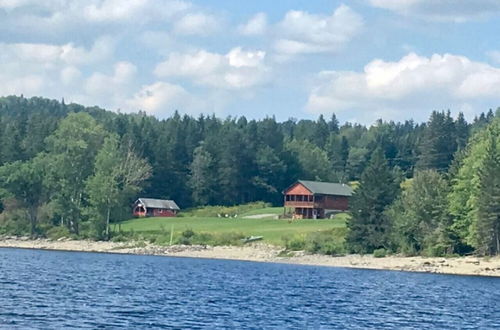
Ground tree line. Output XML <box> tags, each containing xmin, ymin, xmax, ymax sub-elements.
<box><xmin>0</xmin><ymin>95</ymin><xmax>498</xmax><ymax>254</ymax></box>
<box><xmin>347</xmin><ymin>115</ymin><xmax>500</xmax><ymax>256</ymax></box>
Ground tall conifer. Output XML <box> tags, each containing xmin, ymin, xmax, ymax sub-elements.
<box><xmin>346</xmin><ymin>148</ymin><xmax>399</xmax><ymax>253</ymax></box>
<box><xmin>475</xmin><ymin>134</ymin><xmax>500</xmax><ymax>255</ymax></box>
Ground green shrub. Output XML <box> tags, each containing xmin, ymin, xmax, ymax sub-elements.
<box><xmin>46</xmin><ymin>226</ymin><xmax>71</xmax><ymax>240</ymax></box>
<box><xmin>0</xmin><ymin>208</ymin><xmax>30</xmax><ymax>236</ymax></box>
<box><xmin>304</xmin><ymin>229</ymin><xmax>346</xmax><ymax>255</ymax></box>
<box><xmin>286</xmin><ymin>236</ymin><xmax>306</xmax><ymax>251</ymax></box>
<box><xmin>78</xmin><ymin>221</ymin><xmax>93</xmax><ymax>240</ymax></box>
<box><xmin>149</xmin><ymin>233</ymin><xmax>173</xmax><ymax>245</ymax></box>
<box><xmin>422</xmin><ymin>244</ymin><xmax>447</xmax><ymax>257</ymax></box>
<box><xmin>373</xmin><ymin>248</ymin><xmax>387</xmax><ymax>258</ymax></box>
<box><xmin>210</xmin><ymin>232</ymin><xmax>245</xmax><ymax>246</ymax></box>
<box><xmin>181</xmin><ymin>228</ymin><xmax>195</xmax><ymax>239</ymax></box>
<box><xmin>172</xmin><ymin>230</ymin><xmax>245</xmax><ymax>246</ymax></box>
<box><xmin>110</xmin><ymin>234</ymin><xmax>129</xmax><ymax>242</ymax></box>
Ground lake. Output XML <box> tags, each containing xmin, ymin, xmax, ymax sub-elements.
<box><xmin>1</xmin><ymin>248</ymin><xmax>499</xmax><ymax>329</ymax></box>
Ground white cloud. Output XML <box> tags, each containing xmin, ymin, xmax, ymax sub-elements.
<box><xmin>154</xmin><ymin>47</ymin><xmax>269</xmax><ymax>89</ymax></box>
<box><xmin>307</xmin><ymin>53</ymin><xmax>500</xmax><ymax>122</ymax></box>
<box><xmin>83</xmin><ymin>0</ymin><xmax>191</xmax><ymax>23</ymax></box>
<box><xmin>370</xmin><ymin>0</ymin><xmax>500</xmax><ymax>22</ymax></box>
<box><xmin>85</xmin><ymin>61</ymin><xmax>137</xmax><ymax>96</ymax></box>
<box><xmin>60</xmin><ymin>66</ymin><xmax>82</xmax><ymax>85</ymax></box>
<box><xmin>174</xmin><ymin>12</ymin><xmax>219</xmax><ymax>35</ymax></box>
<box><xmin>0</xmin><ymin>38</ymin><xmax>115</xmax><ymax>100</ymax></box>
<box><xmin>274</xmin><ymin>5</ymin><xmax>363</xmax><ymax>55</ymax></box>
<box><xmin>238</xmin><ymin>12</ymin><xmax>267</xmax><ymax>36</ymax></box>
<box><xmin>0</xmin><ymin>0</ymin><xmax>194</xmax><ymax>39</ymax></box>
<box><xmin>0</xmin><ymin>37</ymin><xmax>114</xmax><ymax>66</ymax></box>
<box><xmin>125</xmin><ymin>81</ymin><xmax>198</xmax><ymax>115</ymax></box>
<box><xmin>487</xmin><ymin>50</ymin><xmax>500</xmax><ymax>64</ymax></box>
<box><xmin>0</xmin><ymin>0</ymin><xmax>191</xmax><ymax>22</ymax></box>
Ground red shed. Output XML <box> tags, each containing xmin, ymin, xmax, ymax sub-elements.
<box><xmin>283</xmin><ymin>180</ymin><xmax>353</xmax><ymax>219</ymax></box>
<box><xmin>133</xmin><ymin>198</ymin><xmax>180</xmax><ymax>217</ymax></box>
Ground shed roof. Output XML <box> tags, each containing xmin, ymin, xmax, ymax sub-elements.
<box><xmin>137</xmin><ymin>198</ymin><xmax>180</xmax><ymax>210</ymax></box>
<box><xmin>287</xmin><ymin>180</ymin><xmax>353</xmax><ymax>197</ymax></box>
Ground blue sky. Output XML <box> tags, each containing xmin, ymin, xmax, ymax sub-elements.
<box><xmin>1</xmin><ymin>0</ymin><xmax>500</xmax><ymax>124</ymax></box>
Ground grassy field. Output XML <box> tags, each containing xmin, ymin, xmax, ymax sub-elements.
<box><xmin>117</xmin><ymin>212</ymin><xmax>349</xmax><ymax>245</ymax></box>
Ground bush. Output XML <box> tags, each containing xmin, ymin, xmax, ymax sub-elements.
<box><xmin>46</xmin><ymin>226</ymin><xmax>71</xmax><ymax>240</ymax></box>
<box><xmin>173</xmin><ymin>229</ymin><xmax>245</xmax><ymax>246</ymax></box>
<box><xmin>210</xmin><ymin>232</ymin><xmax>244</xmax><ymax>246</ymax></box>
<box><xmin>373</xmin><ymin>248</ymin><xmax>387</xmax><ymax>258</ymax></box>
<box><xmin>110</xmin><ymin>234</ymin><xmax>129</xmax><ymax>242</ymax></box>
<box><xmin>181</xmin><ymin>228</ymin><xmax>195</xmax><ymax>239</ymax></box>
<box><xmin>304</xmin><ymin>229</ymin><xmax>346</xmax><ymax>255</ymax></box>
<box><xmin>78</xmin><ymin>221</ymin><xmax>93</xmax><ymax>240</ymax></box>
<box><xmin>422</xmin><ymin>244</ymin><xmax>447</xmax><ymax>257</ymax></box>
<box><xmin>0</xmin><ymin>208</ymin><xmax>31</xmax><ymax>236</ymax></box>
<box><xmin>286</xmin><ymin>236</ymin><xmax>306</xmax><ymax>251</ymax></box>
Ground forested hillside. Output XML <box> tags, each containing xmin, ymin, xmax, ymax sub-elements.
<box><xmin>0</xmin><ymin>95</ymin><xmax>498</xmax><ymax>254</ymax></box>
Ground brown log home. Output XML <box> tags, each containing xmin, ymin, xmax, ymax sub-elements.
<box><xmin>283</xmin><ymin>180</ymin><xmax>353</xmax><ymax>219</ymax></box>
<box><xmin>133</xmin><ymin>198</ymin><xmax>180</xmax><ymax>217</ymax></box>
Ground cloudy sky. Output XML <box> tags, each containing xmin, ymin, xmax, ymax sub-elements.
<box><xmin>1</xmin><ymin>0</ymin><xmax>500</xmax><ymax>124</ymax></box>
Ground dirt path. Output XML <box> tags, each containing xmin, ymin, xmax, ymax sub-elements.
<box><xmin>243</xmin><ymin>214</ymin><xmax>277</xmax><ymax>219</ymax></box>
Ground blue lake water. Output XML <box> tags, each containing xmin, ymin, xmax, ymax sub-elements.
<box><xmin>0</xmin><ymin>248</ymin><xmax>499</xmax><ymax>329</ymax></box>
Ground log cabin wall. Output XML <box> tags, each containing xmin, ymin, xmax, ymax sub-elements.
<box><xmin>319</xmin><ymin>195</ymin><xmax>349</xmax><ymax>211</ymax></box>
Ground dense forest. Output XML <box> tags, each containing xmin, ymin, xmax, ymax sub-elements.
<box><xmin>0</xmin><ymin>96</ymin><xmax>498</xmax><ymax>255</ymax></box>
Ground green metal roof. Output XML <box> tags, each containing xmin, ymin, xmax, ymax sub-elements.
<box><xmin>298</xmin><ymin>180</ymin><xmax>353</xmax><ymax>197</ymax></box>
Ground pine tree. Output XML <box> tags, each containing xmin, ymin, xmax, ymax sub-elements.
<box><xmin>417</xmin><ymin>111</ymin><xmax>457</xmax><ymax>171</ymax></box>
<box><xmin>328</xmin><ymin>113</ymin><xmax>340</xmax><ymax>134</ymax></box>
<box><xmin>455</xmin><ymin>112</ymin><xmax>469</xmax><ymax>151</ymax></box>
<box><xmin>346</xmin><ymin>148</ymin><xmax>400</xmax><ymax>253</ymax></box>
<box><xmin>189</xmin><ymin>144</ymin><xmax>216</xmax><ymax>205</ymax></box>
<box><xmin>475</xmin><ymin>134</ymin><xmax>500</xmax><ymax>255</ymax></box>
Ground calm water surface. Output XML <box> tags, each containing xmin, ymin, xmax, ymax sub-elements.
<box><xmin>0</xmin><ymin>248</ymin><xmax>499</xmax><ymax>329</ymax></box>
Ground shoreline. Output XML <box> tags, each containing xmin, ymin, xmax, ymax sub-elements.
<box><xmin>1</xmin><ymin>238</ymin><xmax>499</xmax><ymax>277</ymax></box>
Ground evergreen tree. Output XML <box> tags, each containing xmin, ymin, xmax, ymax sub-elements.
<box><xmin>328</xmin><ymin>113</ymin><xmax>340</xmax><ymax>134</ymax></box>
<box><xmin>189</xmin><ymin>144</ymin><xmax>216</xmax><ymax>205</ymax></box>
<box><xmin>474</xmin><ymin>134</ymin><xmax>500</xmax><ymax>255</ymax></box>
<box><xmin>325</xmin><ymin>134</ymin><xmax>349</xmax><ymax>182</ymax></box>
<box><xmin>455</xmin><ymin>112</ymin><xmax>469</xmax><ymax>151</ymax></box>
<box><xmin>448</xmin><ymin>117</ymin><xmax>500</xmax><ymax>252</ymax></box>
<box><xmin>417</xmin><ymin>111</ymin><xmax>457</xmax><ymax>171</ymax></box>
<box><xmin>346</xmin><ymin>148</ymin><xmax>399</xmax><ymax>253</ymax></box>
<box><xmin>387</xmin><ymin>170</ymin><xmax>453</xmax><ymax>255</ymax></box>
<box><xmin>311</xmin><ymin>115</ymin><xmax>330</xmax><ymax>148</ymax></box>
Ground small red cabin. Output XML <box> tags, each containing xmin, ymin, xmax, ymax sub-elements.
<box><xmin>283</xmin><ymin>180</ymin><xmax>353</xmax><ymax>219</ymax></box>
<box><xmin>133</xmin><ymin>198</ymin><xmax>180</xmax><ymax>217</ymax></box>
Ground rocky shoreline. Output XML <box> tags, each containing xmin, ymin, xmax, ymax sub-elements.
<box><xmin>1</xmin><ymin>237</ymin><xmax>499</xmax><ymax>277</ymax></box>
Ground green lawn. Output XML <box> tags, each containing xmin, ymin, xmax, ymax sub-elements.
<box><xmin>117</xmin><ymin>214</ymin><xmax>348</xmax><ymax>245</ymax></box>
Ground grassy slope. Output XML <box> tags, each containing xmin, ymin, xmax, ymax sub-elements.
<box><xmin>118</xmin><ymin>212</ymin><xmax>349</xmax><ymax>245</ymax></box>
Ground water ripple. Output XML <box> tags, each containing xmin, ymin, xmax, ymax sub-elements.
<box><xmin>0</xmin><ymin>248</ymin><xmax>499</xmax><ymax>329</ymax></box>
